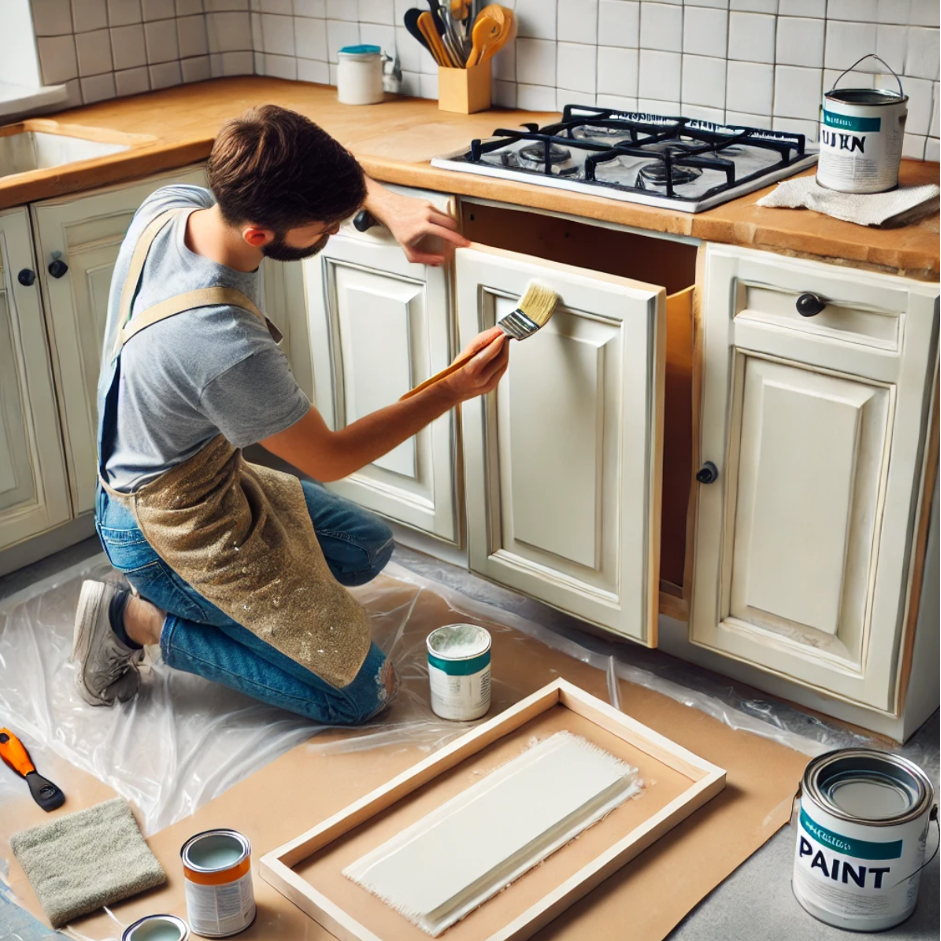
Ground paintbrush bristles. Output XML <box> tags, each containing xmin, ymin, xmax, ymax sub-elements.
<box><xmin>516</xmin><ymin>281</ymin><xmax>558</xmax><ymax>327</ymax></box>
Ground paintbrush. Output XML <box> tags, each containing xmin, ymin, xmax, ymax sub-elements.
<box><xmin>400</xmin><ymin>280</ymin><xmax>558</xmax><ymax>400</ymax></box>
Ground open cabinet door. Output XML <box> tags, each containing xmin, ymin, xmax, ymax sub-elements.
<box><xmin>457</xmin><ymin>244</ymin><xmax>666</xmax><ymax>646</ymax></box>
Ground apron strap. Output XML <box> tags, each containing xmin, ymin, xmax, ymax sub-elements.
<box><xmin>110</xmin><ymin>208</ymin><xmax>271</xmax><ymax>361</ymax></box>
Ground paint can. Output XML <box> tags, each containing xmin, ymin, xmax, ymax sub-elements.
<box><xmin>793</xmin><ymin>748</ymin><xmax>937</xmax><ymax>932</ymax></box>
<box><xmin>426</xmin><ymin>624</ymin><xmax>492</xmax><ymax>720</ymax></box>
<box><xmin>122</xmin><ymin>914</ymin><xmax>189</xmax><ymax>941</ymax></box>
<box><xmin>817</xmin><ymin>54</ymin><xmax>908</xmax><ymax>194</ymax></box>
<box><xmin>181</xmin><ymin>829</ymin><xmax>255</xmax><ymax>938</ymax></box>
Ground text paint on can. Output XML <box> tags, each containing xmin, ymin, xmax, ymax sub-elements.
<box><xmin>427</xmin><ymin>624</ymin><xmax>492</xmax><ymax>721</ymax></box>
<box><xmin>122</xmin><ymin>914</ymin><xmax>189</xmax><ymax>941</ymax></box>
<box><xmin>793</xmin><ymin>749</ymin><xmax>936</xmax><ymax>932</ymax></box>
<box><xmin>817</xmin><ymin>56</ymin><xmax>908</xmax><ymax>194</ymax></box>
<box><xmin>181</xmin><ymin>829</ymin><xmax>255</xmax><ymax>938</ymax></box>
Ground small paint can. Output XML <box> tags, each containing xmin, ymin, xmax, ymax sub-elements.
<box><xmin>793</xmin><ymin>748</ymin><xmax>937</xmax><ymax>932</ymax></box>
<box><xmin>426</xmin><ymin>624</ymin><xmax>492</xmax><ymax>721</ymax></box>
<box><xmin>121</xmin><ymin>914</ymin><xmax>189</xmax><ymax>941</ymax></box>
<box><xmin>181</xmin><ymin>829</ymin><xmax>255</xmax><ymax>938</ymax></box>
<box><xmin>817</xmin><ymin>54</ymin><xmax>908</xmax><ymax>194</ymax></box>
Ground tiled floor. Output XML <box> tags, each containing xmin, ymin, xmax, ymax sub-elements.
<box><xmin>1</xmin><ymin>537</ymin><xmax>937</xmax><ymax>940</ymax></box>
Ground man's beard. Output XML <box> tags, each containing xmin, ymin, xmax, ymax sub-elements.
<box><xmin>261</xmin><ymin>232</ymin><xmax>330</xmax><ymax>262</ymax></box>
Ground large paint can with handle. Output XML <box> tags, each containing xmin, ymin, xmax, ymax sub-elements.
<box><xmin>817</xmin><ymin>54</ymin><xmax>908</xmax><ymax>194</ymax></box>
<box><xmin>793</xmin><ymin>749</ymin><xmax>937</xmax><ymax>931</ymax></box>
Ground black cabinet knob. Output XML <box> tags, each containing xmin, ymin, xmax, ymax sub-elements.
<box><xmin>796</xmin><ymin>292</ymin><xmax>826</xmax><ymax>317</ymax></box>
<box><xmin>17</xmin><ymin>269</ymin><xmax>36</xmax><ymax>286</ymax></box>
<box><xmin>48</xmin><ymin>254</ymin><xmax>69</xmax><ymax>279</ymax></box>
<box><xmin>353</xmin><ymin>209</ymin><xmax>377</xmax><ymax>232</ymax></box>
<box><xmin>696</xmin><ymin>461</ymin><xmax>719</xmax><ymax>484</ymax></box>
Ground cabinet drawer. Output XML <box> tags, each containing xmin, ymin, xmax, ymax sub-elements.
<box><xmin>736</xmin><ymin>282</ymin><xmax>901</xmax><ymax>351</ymax></box>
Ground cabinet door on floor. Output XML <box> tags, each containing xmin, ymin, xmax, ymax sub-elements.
<box><xmin>692</xmin><ymin>244</ymin><xmax>939</xmax><ymax>712</ymax></box>
<box><xmin>457</xmin><ymin>245</ymin><xmax>666</xmax><ymax>646</ymax></box>
<box><xmin>0</xmin><ymin>208</ymin><xmax>71</xmax><ymax>549</ymax></box>
<box><xmin>304</xmin><ymin>217</ymin><xmax>459</xmax><ymax>544</ymax></box>
<box><xmin>31</xmin><ymin>166</ymin><xmax>208</xmax><ymax>515</ymax></box>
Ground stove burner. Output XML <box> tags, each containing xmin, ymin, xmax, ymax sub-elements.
<box><xmin>516</xmin><ymin>142</ymin><xmax>579</xmax><ymax>176</ymax></box>
<box><xmin>637</xmin><ymin>162</ymin><xmax>702</xmax><ymax>189</ymax></box>
<box><xmin>571</xmin><ymin>125</ymin><xmax>631</xmax><ymax>141</ymax></box>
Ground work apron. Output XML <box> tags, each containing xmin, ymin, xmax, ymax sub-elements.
<box><xmin>97</xmin><ymin>208</ymin><xmax>372</xmax><ymax>689</ymax></box>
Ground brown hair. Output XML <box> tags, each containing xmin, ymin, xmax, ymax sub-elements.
<box><xmin>207</xmin><ymin>104</ymin><xmax>367</xmax><ymax>231</ymax></box>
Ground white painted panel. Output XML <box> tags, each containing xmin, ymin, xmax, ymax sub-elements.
<box><xmin>729</xmin><ymin>358</ymin><xmax>891</xmax><ymax>666</ymax></box>
<box><xmin>505</xmin><ymin>302</ymin><xmax>604</xmax><ymax>569</ymax></box>
<box><xmin>458</xmin><ymin>244</ymin><xmax>664</xmax><ymax>646</ymax></box>
<box><xmin>0</xmin><ymin>207</ymin><xmax>70</xmax><ymax>550</ymax></box>
<box><xmin>336</xmin><ymin>274</ymin><xmax>417</xmax><ymax>479</ymax></box>
<box><xmin>692</xmin><ymin>243</ymin><xmax>939</xmax><ymax>713</ymax></box>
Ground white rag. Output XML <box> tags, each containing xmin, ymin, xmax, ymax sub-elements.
<box><xmin>757</xmin><ymin>175</ymin><xmax>940</xmax><ymax>227</ymax></box>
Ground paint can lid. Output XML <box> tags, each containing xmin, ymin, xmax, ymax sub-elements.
<box><xmin>427</xmin><ymin>624</ymin><xmax>492</xmax><ymax>661</ymax></box>
<box><xmin>339</xmin><ymin>45</ymin><xmax>382</xmax><ymax>57</ymax></box>
<box><xmin>122</xmin><ymin>914</ymin><xmax>189</xmax><ymax>941</ymax></box>
<box><xmin>826</xmin><ymin>88</ymin><xmax>908</xmax><ymax>106</ymax></box>
<box><xmin>803</xmin><ymin>749</ymin><xmax>933</xmax><ymax>827</ymax></box>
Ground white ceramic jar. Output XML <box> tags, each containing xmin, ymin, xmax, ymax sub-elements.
<box><xmin>337</xmin><ymin>44</ymin><xmax>384</xmax><ymax>106</ymax></box>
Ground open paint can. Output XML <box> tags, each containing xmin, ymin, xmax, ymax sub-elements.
<box><xmin>793</xmin><ymin>748</ymin><xmax>937</xmax><ymax>931</ymax></box>
<box><xmin>122</xmin><ymin>914</ymin><xmax>189</xmax><ymax>941</ymax></box>
<box><xmin>181</xmin><ymin>829</ymin><xmax>255</xmax><ymax>938</ymax></box>
<box><xmin>817</xmin><ymin>54</ymin><xmax>908</xmax><ymax>194</ymax></box>
<box><xmin>426</xmin><ymin>624</ymin><xmax>492</xmax><ymax>720</ymax></box>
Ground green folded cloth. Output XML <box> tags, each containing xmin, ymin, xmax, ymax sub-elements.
<box><xmin>10</xmin><ymin>797</ymin><xmax>166</xmax><ymax>928</ymax></box>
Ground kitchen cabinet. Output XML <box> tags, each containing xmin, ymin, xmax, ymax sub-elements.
<box><xmin>457</xmin><ymin>244</ymin><xmax>668</xmax><ymax>645</ymax></box>
<box><xmin>31</xmin><ymin>166</ymin><xmax>208</xmax><ymax>516</ymax></box>
<box><xmin>691</xmin><ymin>244</ymin><xmax>939</xmax><ymax>713</ymax></box>
<box><xmin>0</xmin><ymin>207</ymin><xmax>70</xmax><ymax>550</ymax></box>
<box><xmin>303</xmin><ymin>189</ymin><xmax>461</xmax><ymax>545</ymax></box>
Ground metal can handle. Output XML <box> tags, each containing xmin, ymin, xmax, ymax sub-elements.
<box><xmin>829</xmin><ymin>54</ymin><xmax>904</xmax><ymax>98</ymax></box>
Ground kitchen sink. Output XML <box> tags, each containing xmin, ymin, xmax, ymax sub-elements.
<box><xmin>0</xmin><ymin>122</ymin><xmax>137</xmax><ymax>178</ymax></box>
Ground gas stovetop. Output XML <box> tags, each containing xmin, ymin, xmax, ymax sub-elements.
<box><xmin>432</xmin><ymin>104</ymin><xmax>819</xmax><ymax>212</ymax></box>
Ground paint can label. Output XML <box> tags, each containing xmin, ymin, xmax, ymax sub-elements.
<box><xmin>793</xmin><ymin>805</ymin><xmax>927</xmax><ymax>925</ymax></box>
<box><xmin>184</xmin><ymin>870</ymin><xmax>256</xmax><ymax>938</ymax></box>
<box><xmin>428</xmin><ymin>659</ymin><xmax>491</xmax><ymax>721</ymax></box>
<box><xmin>817</xmin><ymin>98</ymin><xmax>907</xmax><ymax>193</ymax></box>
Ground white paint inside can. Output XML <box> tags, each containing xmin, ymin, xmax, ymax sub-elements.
<box><xmin>186</xmin><ymin>833</ymin><xmax>244</xmax><ymax>869</ymax></box>
<box><xmin>123</xmin><ymin>915</ymin><xmax>188</xmax><ymax>941</ymax></box>
<box><xmin>828</xmin><ymin>776</ymin><xmax>912</xmax><ymax>819</ymax></box>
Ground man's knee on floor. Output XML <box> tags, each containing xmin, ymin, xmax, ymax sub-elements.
<box><xmin>334</xmin><ymin>649</ymin><xmax>399</xmax><ymax>725</ymax></box>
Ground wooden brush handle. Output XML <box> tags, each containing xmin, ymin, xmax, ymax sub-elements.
<box><xmin>399</xmin><ymin>347</ymin><xmax>479</xmax><ymax>401</ymax></box>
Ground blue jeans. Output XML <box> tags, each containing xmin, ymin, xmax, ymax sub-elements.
<box><xmin>95</xmin><ymin>480</ymin><xmax>396</xmax><ymax>725</ymax></box>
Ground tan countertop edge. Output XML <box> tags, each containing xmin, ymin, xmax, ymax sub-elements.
<box><xmin>1</xmin><ymin>76</ymin><xmax>938</xmax><ymax>280</ymax></box>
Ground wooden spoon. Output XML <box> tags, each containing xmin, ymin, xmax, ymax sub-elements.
<box><xmin>418</xmin><ymin>10</ymin><xmax>450</xmax><ymax>66</ymax></box>
<box><xmin>466</xmin><ymin>13</ymin><xmax>500</xmax><ymax>67</ymax></box>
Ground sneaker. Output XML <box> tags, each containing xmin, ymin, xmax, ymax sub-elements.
<box><xmin>72</xmin><ymin>580</ymin><xmax>144</xmax><ymax>706</ymax></box>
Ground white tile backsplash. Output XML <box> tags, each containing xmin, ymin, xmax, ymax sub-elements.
<box><xmin>683</xmin><ymin>5</ymin><xmax>728</xmax><ymax>57</ymax></box>
<box><xmin>598</xmin><ymin>0</ymin><xmax>639</xmax><ymax>48</ymax></box>
<box><xmin>21</xmin><ymin>0</ymin><xmax>938</xmax><ymax>165</ymax></box>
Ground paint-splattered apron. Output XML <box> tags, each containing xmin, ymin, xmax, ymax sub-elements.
<box><xmin>97</xmin><ymin>208</ymin><xmax>371</xmax><ymax>689</ymax></box>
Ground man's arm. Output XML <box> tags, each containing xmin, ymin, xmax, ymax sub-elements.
<box><xmin>363</xmin><ymin>177</ymin><xmax>470</xmax><ymax>266</ymax></box>
<box><xmin>261</xmin><ymin>328</ymin><xmax>508</xmax><ymax>481</ymax></box>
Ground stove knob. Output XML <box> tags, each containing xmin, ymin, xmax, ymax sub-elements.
<box><xmin>796</xmin><ymin>292</ymin><xmax>826</xmax><ymax>317</ymax></box>
<box><xmin>696</xmin><ymin>461</ymin><xmax>719</xmax><ymax>484</ymax></box>
<box><xmin>353</xmin><ymin>210</ymin><xmax>377</xmax><ymax>232</ymax></box>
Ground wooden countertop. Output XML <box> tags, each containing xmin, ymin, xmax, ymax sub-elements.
<box><xmin>2</xmin><ymin>76</ymin><xmax>938</xmax><ymax>279</ymax></box>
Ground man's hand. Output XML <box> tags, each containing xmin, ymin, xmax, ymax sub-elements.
<box><xmin>440</xmin><ymin>327</ymin><xmax>509</xmax><ymax>402</ymax></box>
<box><xmin>364</xmin><ymin>178</ymin><xmax>470</xmax><ymax>265</ymax></box>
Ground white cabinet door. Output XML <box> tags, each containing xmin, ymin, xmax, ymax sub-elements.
<box><xmin>0</xmin><ymin>208</ymin><xmax>71</xmax><ymax>550</ymax></box>
<box><xmin>31</xmin><ymin>166</ymin><xmax>207</xmax><ymax>515</ymax></box>
<box><xmin>457</xmin><ymin>245</ymin><xmax>665</xmax><ymax>645</ymax></box>
<box><xmin>304</xmin><ymin>205</ymin><xmax>459</xmax><ymax>544</ymax></box>
<box><xmin>692</xmin><ymin>244</ymin><xmax>939</xmax><ymax>712</ymax></box>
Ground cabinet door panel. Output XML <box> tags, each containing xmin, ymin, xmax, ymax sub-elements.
<box><xmin>32</xmin><ymin>166</ymin><xmax>208</xmax><ymax>515</ymax></box>
<box><xmin>0</xmin><ymin>208</ymin><xmax>70</xmax><ymax>549</ymax></box>
<box><xmin>305</xmin><ymin>233</ymin><xmax>459</xmax><ymax>543</ymax></box>
<box><xmin>458</xmin><ymin>245</ymin><xmax>665</xmax><ymax>646</ymax></box>
<box><xmin>693</xmin><ymin>244</ymin><xmax>939</xmax><ymax>712</ymax></box>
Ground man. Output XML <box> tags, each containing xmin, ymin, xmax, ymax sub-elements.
<box><xmin>73</xmin><ymin>105</ymin><xmax>508</xmax><ymax>726</ymax></box>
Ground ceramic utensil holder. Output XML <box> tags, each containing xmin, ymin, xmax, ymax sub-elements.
<box><xmin>438</xmin><ymin>61</ymin><xmax>491</xmax><ymax>114</ymax></box>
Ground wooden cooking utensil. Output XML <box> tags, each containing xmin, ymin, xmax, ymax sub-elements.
<box><xmin>477</xmin><ymin>4</ymin><xmax>514</xmax><ymax>62</ymax></box>
<box><xmin>466</xmin><ymin>13</ymin><xmax>500</xmax><ymax>67</ymax></box>
<box><xmin>417</xmin><ymin>10</ymin><xmax>450</xmax><ymax>66</ymax></box>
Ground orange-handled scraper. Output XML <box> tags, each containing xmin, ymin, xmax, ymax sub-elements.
<box><xmin>0</xmin><ymin>728</ymin><xmax>65</xmax><ymax>811</ymax></box>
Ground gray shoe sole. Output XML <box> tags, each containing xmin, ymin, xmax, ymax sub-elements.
<box><xmin>72</xmin><ymin>580</ymin><xmax>126</xmax><ymax>707</ymax></box>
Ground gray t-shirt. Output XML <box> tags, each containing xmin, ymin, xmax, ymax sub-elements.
<box><xmin>98</xmin><ymin>185</ymin><xmax>310</xmax><ymax>491</ymax></box>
